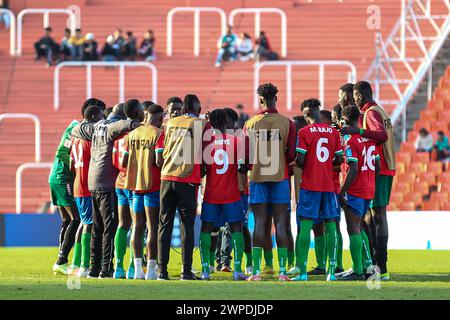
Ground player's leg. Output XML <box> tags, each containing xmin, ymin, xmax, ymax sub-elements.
<box><xmin>69</xmin><ymin>222</ymin><xmax>83</xmax><ymax>275</ymax></box>
<box><xmin>56</xmin><ymin>202</ymin><xmax>80</xmax><ymax>274</ymax></box>
<box><xmin>225</xmin><ymin>201</ymin><xmax>246</xmax><ymax>280</ymax></box>
<box><xmin>360</xmin><ymin>219</ymin><xmax>374</xmax><ymax>273</ymax></box>
<box><xmin>322</xmin><ymin>192</ymin><xmax>341</xmax><ymax>281</ymax></box>
<box><xmin>335</xmin><ymin>195</ymin><xmax>344</xmax><ymax>274</ymax></box>
<box><xmin>309</xmin><ymin>221</ymin><xmax>326</xmax><ymax>275</ymax></box>
<box><xmin>131</xmin><ymin>192</ymin><xmax>146</xmax><ymax>279</ymax></box>
<box><xmin>143</xmin><ymin>191</ymin><xmax>160</xmax><ymax>280</ymax></box>
<box><xmin>53</xmin><ymin>205</ymin><xmax>70</xmax><ymax>274</ymax></box>
<box><xmin>113</xmin><ymin>188</ymin><xmax>131</xmax><ymax>279</ymax></box>
<box><xmin>286</xmin><ymin>205</ymin><xmax>295</xmax><ymax>271</ymax></box>
<box><xmin>98</xmin><ymin>191</ymin><xmax>118</xmax><ymax>278</ymax></box>
<box><xmin>263</xmin><ymin>210</ymin><xmax>274</xmax><ymax>274</ymax></box>
<box><xmin>199</xmin><ymin>220</ymin><xmax>215</xmax><ymax>280</ymax></box>
<box><xmin>220</xmin><ymin>224</ymin><xmax>233</xmax><ymax>272</ymax></box>
<box><xmin>241</xmin><ymin>195</ymin><xmax>253</xmax><ymax>275</ymax></box>
<box><xmin>210</xmin><ymin>228</ymin><xmax>219</xmax><ymax>272</ymax></box>
<box><xmin>75</xmin><ymin>196</ymin><xmax>93</xmax><ymax>277</ymax></box>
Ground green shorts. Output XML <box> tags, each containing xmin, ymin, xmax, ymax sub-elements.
<box><xmin>370</xmin><ymin>175</ymin><xmax>394</xmax><ymax>208</ymax></box>
<box><xmin>49</xmin><ymin>182</ymin><xmax>75</xmax><ymax>207</ymax></box>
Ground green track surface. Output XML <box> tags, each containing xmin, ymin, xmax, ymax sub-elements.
<box><xmin>0</xmin><ymin>248</ymin><xmax>449</xmax><ymax>300</ymax></box>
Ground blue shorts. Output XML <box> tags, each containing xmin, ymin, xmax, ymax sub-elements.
<box><xmin>346</xmin><ymin>193</ymin><xmax>371</xmax><ymax>217</ymax></box>
<box><xmin>116</xmin><ymin>188</ymin><xmax>133</xmax><ymax>207</ymax></box>
<box><xmin>202</xmin><ymin>201</ymin><xmax>243</xmax><ymax>226</ymax></box>
<box><xmin>313</xmin><ymin>193</ymin><xmax>341</xmax><ymax>224</ymax></box>
<box><xmin>249</xmin><ymin>179</ymin><xmax>290</xmax><ymax>204</ymax></box>
<box><xmin>132</xmin><ymin>191</ymin><xmax>160</xmax><ymax>213</ymax></box>
<box><xmin>75</xmin><ymin>196</ymin><xmax>93</xmax><ymax>225</ymax></box>
<box><xmin>241</xmin><ymin>195</ymin><xmax>249</xmax><ymax>226</ymax></box>
<box><xmin>297</xmin><ymin>189</ymin><xmax>339</xmax><ymax>220</ymax></box>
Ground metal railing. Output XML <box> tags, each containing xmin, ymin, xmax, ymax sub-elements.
<box><xmin>364</xmin><ymin>0</ymin><xmax>450</xmax><ymax>142</ymax></box>
<box><xmin>167</xmin><ymin>7</ymin><xmax>227</xmax><ymax>57</ymax></box>
<box><xmin>254</xmin><ymin>60</ymin><xmax>357</xmax><ymax>110</ymax></box>
<box><xmin>0</xmin><ymin>113</ymin><xmax>41</xmax><ymax>162</ymax></box>
<box><xmin>0</xmin><ymin>8</ymin><xmax>16</xmax><ymax>56</ymax></box>
<box><xmin>228</xmin><ymin>8</ymin><xmax>287</xmax><ymax>57</ymax></box>
<box><xmin>54</xmin><ymin>61</ymin><xmax>158</xmax><ymax>110</ymax></box>
<box><xmin>16</xmin><ymin>8</ymin><xmax>78</xmax><ymax>56</ymax></box>
<box><xmin>16</xmin><ymin>162</ymin><xmax>52</xmax><ymax>213</ymax></box>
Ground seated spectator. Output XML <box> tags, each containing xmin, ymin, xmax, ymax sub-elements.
<box><xmin>34</xmin><ymin>27</ymin><xmax>58</xmax><ymax>66</ymax></box>
<box><xmin>69</xmin><ymin>28</ymin><xmax>84</xmax><ymax>61</ymax></box>
<box><xmin>236</xmin><ymin>33</ymin><xmax>254</xmax><ymax>62</ymax></box>
<box><xmin>59</xmin><ymin>28</ymin><xmax>72</xmax><ymax>62</ymax></box>
<box><xmin>236</xmin><ymin>103</ymin><xmax>249</xmax><ymax>129</ymax></box>
<box><xmin>138</xmin><ymin>30</ymin><xmax>156</xmax><ymax>61</ymax></box>
<box><xmin>255</xmin><ymin>31</ymin><xmax>277</xmax><ymax>62</ymax></box>
<box><xmin>0</xmin><ymin>0</ymin><xmax>10</xmax><ymax>29</ymax></box>
<box><xmin>83</xmin><ymin>33</ymin><xmax>98</xmax><ymax>61</ymax></box>
<box><xmin>214</xmin><ymin>25</ymin><xmax>237</xmax><ymax>67</ymax></box>
<box><xmin>112</xmin><ymin>28</ymin><xmax>125</xmax><ymax>59</ymax></box>
<box><xmin>102</xmin><ymin>35</ymin><xmax>118</xmax><ymax>61</ymax></box>
<box><xmin>415</xmin><ymin>128</ymin><xmax>433</xmax><ymax>153</ymax></box>
<box><xmin>124</xmin><ymin>31</ymin><xmax>137</xmax><ymax>61</ymax></box>
<box><xmin>434</xmin><ymin>131</ymin><xmax>450</xmax><ymax>161</ymax></box>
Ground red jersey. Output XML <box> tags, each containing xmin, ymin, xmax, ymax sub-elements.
<box><xmin>203</xmin><ymin>132</ymin><xmax>241</xmax><ymax>204</ymax></box>
<box><xmin>112</xmin><ymin>133</ymin><xmax>128</xmax><ymax>189</ymax></box>
<box><xmin>296</xmin><ymin>123</ymin><xmax>343</xmax><ymax>192</ymax></box>
<box><xmin>345</xmin><ymin>134</ymin><xmax>380</xmax><ymax>199</ymax></box>
<box><xmin>70</xmin><ymin>137</ymin><xmax>92</xmax><ymax>197</ymax></box>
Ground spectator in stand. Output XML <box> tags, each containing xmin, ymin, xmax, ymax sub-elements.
<box><xmin>102</xmin><ymin>35</ymin><xmax>118</xmax><ymax>61</ymax></box>
<box><xmin>83</xmin><ymin>33</ymin><xmax>98</xmax><ymax>61</ymax></box>
<box><xmin>59</xmin><ymin>28</ymin><xmax>72</xmax><ymax>62</ymax></box>
<box><xmin>34</xmin><ymin>27</ymin><xmax>58</xmax><ymax>66</ymax></box>
<box><xmin>255</xmin><ymin>31</ymin><xmax>275</xmax><ymax>62</ymax></box>
<box><xmin>236</xmin><ymin>103</ymin><xmax>249</xmax><ymax>129</ymax></box>
<box><xmin>214</xmin><ymin>25</ymin><xmax>238</xmax><ymax>67</ymax></box>
<box><xmin>0</xmin><ymin>0</ymin><xmax>10</xmax><ymax>29</ymax></box>
<box><xmin>124</xmin><ymin>31</ymin><xmax>137</xmax><ymax>61</ymax></box>
<box><xmin>236</xmin><ymin>33</ymin><xmax>254</xmax><ymax>62</ymax></box>
<box><xmin>434</xmin><ymin>131</ymin><xmax>450</xmax><ymax>161</ymax></box>
<box><xmin>69</xmin><ymin>28</ymin><xmax>84</xmax><ymax>61</ymax></box>
<box><xmin>415</xmin><ymin>128</ymin><xmax>433</xmax><ymax>153</ymax></box>
<box><xmin>112</xmin><ymin>28</ymin><xmax>125</xmax><ymax>59</ymax></box>
<box><xmin>138</xmin><ymin>30</ymin><xmax>156</xmax><ymax>61</ymax></box>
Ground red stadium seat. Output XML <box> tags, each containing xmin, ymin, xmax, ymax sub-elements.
<box><xmin>440</xmin><ymin>202</ymin><xmax>450</xmax><ymax>211</ymax></box>
<box><xmin>389</xmin><ymin>192</ymin><xmax>404</xmax><ymax>206</ymax></box>
<box><xmin>431</xmin><ymin>121</ymin><xmax>448</xmax><ymax>133</ymax></box>
<box><xmin>397</xmin><ymin>172</ymin><xmax>416</xmax><ymax>185</ymax></box>
<box><xmin>437</xmin><ymin>182</ymin><xmax>450</xmax><ymax>193</ymax></box>
<box><xmin>396</xmin><ymin>153</ymin><xmax>412</xmax><ymax>166</ymax></box>
<box><xmin>400</xmin><ymin>142</ymin><xmax>415</xmax><ymax>154</ymax></box>
<box><xmin>398</xmin><ymin>202</ymin><xmax>416</xmax><ymax>211</ymax></box>
<box><xmin>414</xmin><ymin>121</ymin><xmax>431</xmax><ymax>132</ymax></box>
<box><xmin>438</xmin><ymin>172</ymin><xmax>450</xmax><ymax>184</ymax></box>
<box><xmin>407</xmin><ymin>130</ymin><xmax>418</xmax><ymax>142</ymax></box>
<box><xmin>413</xmin><ymin>153</ymin><xmax>430</xmax><ymax>163</ymax></box>
<box><xmin>437</xmin><ymin>110</ymin><xmax>450</xmax><ymax>122</ymax></box>
<box><xmin>418</xmin><ymin>172</ymin><xmax>437</xmax><ymax>186</ymax></box>
<box><xmin>422</xmin><ymin>201</ymin><xmax>440</xmax><ymax>211</ymax></box>
<box><xmin>412</xmin><ymin>181</ymin><xmax>430</xmax><ymax>196</ymax></box>
<box><xmin>403</xmin><ymin>192</ymin><xmax>423</xmax><ymax>207</ymax></box>
<box><xmin>427</xmin><ymin>162</ymin><xmax>444</xmax><ymax>176</ymax></box>
<box><xmin>420</xmin><ymin>109</ymin><xmax>437</xmax><ymax>120</ymax></box>
<box><xmin>408</xmin><ymin>162</ymin><xmax>427</xmax><ymax>174</ymax></box>
<box><xmin>428</xmin><ymin>99</ymin><xmax>444</xmax><ymax>111</ymax></box>
<box><xmin>430</xmin><ymin>192</ymin><xmax>449</xmax><ymax>203</ymax></box>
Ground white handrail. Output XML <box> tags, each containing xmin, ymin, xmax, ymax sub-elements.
<box><xmin>166</xmin><ymin>7</ymin><xmax>227</xmax><ymax>57</ymax></box>
<box><xmin>16</xmin><ymin>162</ymin><xmax>52</xmax><ymax>213</ymax></box>
<box><xmin>54</xmin><ymin>61</ymin><xmax>158</xmax><ymax>110</ymax></box>
<box><xmin>0</xmin><ymin>113</ymin><xmax>41</xmax><ymax>162</ymax></box>
<box><xmin>0</xmin><ymin>8</ymin><xmax>16</xmax><ymax>56</ymax></box>
<box><xmin>16</xmin><ymin>8</ymin><xmax>78</xmax><ymax>56</ymax></box>
<box><xmin>228</xmin><ymin>8</ymin><xmax>287</xmax><ymax>57</ymax></box>
<box><xmin>254</xmin><ymin>60</ymin><xmax>357</xmax><ymax>111</ymax></box>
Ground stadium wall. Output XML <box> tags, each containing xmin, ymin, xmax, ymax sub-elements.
<box><xmin>1</xmin><ymin>212</ymin><xmax>450</xmax><ymax>249</ymax></box>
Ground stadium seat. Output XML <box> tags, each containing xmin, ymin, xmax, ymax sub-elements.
<box><xmin>419</xmin><ymin>114</ymin><xmax>436</xmax><ymax>123</ymax></box>
<box><xmin>414</xmin><ymin>121</ymin><xmax>431</xmax><ymax>132</ymax></box>
<box><xmin>387</xmin><ymin>203</ymin><xmax>398</xmax><ymax>211</ymax></box>
<box><xmin>412</xmin><ymin>181</ymin><xmax>430</xmax><ymax>196</ymax></box>
<box><xmin>398</xmin><ymin>202</ymin><xmax>416</xmax><ymax>211</ymax></box>
<box><xmin>418</xmin><ymin>172</ymin><xmax>437</xmax><ymax>186</ymax></box>
<box><xmin>431</xmin><ymin>121</ymin><xmax>448</xmax><ymax>133</ymax></box>
<box><xmin>422</xmin><ymin>201</ymin><xmax>440</xmax><ymax>211</ymax></box>
<box><xmin>400</xmin><ymin>142</ymin><xmax>415</xmax><ymax>154</ymax></box>
<box><xmin>413</xmin><ymin>153</ymin><xmax>430</xmax><ymax>163</ymax></box>
<box><xmin>408</xmin><ymin>162</ymin><xmax>427</xmax><ymax>174</ymax></box>
<box><xmin>438</xmin><ymin>172</ymin><xmax>450</xmax><ymax>184</ymax></box>
<box><xmin>437</xmin><ymin>110</ymin><xmax>450</xmax><ymax>122</ymax></box>
<box><xmin>396</xmin><ymin>153</ymin><xmax>412</xmax><ymax>166</ymax></box>
<box><xmin>407</xmin><ymin>130</ymin><xmax>418</xmax><ymax>142</ymax></box>
<box><xmin>403</xmin><ymin>192</ymin><xmax>423</xmax><ymax>207</ymax></box>
<box><xmin>389</xmin><ymin>192</ymin><xmax>404</xmax><ymax>206</ymax></box>
<box><xmin>420</xmin><ymin>109</ymin><xmax>437</xmax><ymax>120</ymax></box>
<box><xmin>398</xmin><ymin>172</ymin><xmax>417</xmax><ymax>185</ymax></box>
<box><xmin>440</xmin><ymin>202</ymin><xmax>450</xmax><ymax>211</ymax></box>
<box><xmin>427</xmin><ymin>162</ymin><xmax>444</xmax><ymax>176</ymax></box>
<box><xmin>428</xmin><ymin>99</ymin><xmax>444</xmax><ymax>111</ymax></box>
<box><xmin>396</xmin><ymin>162</ymin><xmax>406</xmax><ymax>175</ymax></box>
<box><xmin>430</xmin><ymin>192</ymin><xmax>449</xmax><ymax>203</ymax></box>
<box><xmin>437</xmin><ymin>182</ymin><xmax>450</xmax><ymax>193</ymax></box>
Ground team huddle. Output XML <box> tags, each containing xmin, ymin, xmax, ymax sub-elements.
<box><xmin>48</xmin><ymin>80</ymin><xmax>395</xmax><ymax>282</ymax></box>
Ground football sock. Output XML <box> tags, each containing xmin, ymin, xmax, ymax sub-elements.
<box><xmin>199</xmin><ymin>232</ymin><xmax>212</xmax><ymax>273</ymax></box>
<box><xmin>298</xmin><ymin>220</ymin><xmax>314</xmax><ymax>275</ymax></box>
<box><xmin>336</xmin><ymin>229</ymin><xmax>343</xmax><ymax>270</ymax></box>
<box><xmin>287</xmin><ymin>250</ymin><xmax>295</xmax><ymax>268</ymax></box>
<box><xmin>128</xmin><ymin>236</ymin><xmax>134</xmax><ymax>270</ymax></box>
<box><xmin>114</xmin><ymin>227</ymin><xmax>128</xmax><ymax>269</ymax></box>
<box><xmin>71</xmin><ymin>240</ymin><xmax>81</xmax><ymax>268</ymax></box>
<box><xmin>57</xmin><ymin>219</ymin><xmax>80</xmax><ymax>265</ymax></box>
<box><xmin>209</xmin><ymin>250</ymin><xmax>215</xmax><ymax>266</ymax></box>
<box><xmin>325</xmin><ymin>222</ymin><xmax>337</xmax><ymax>276</ymax></box>
<box><xmin>147</xmin><ymin>259</ymin><xmax>156</xmax><ymax>271</ymax></box>
<box><xmin>245</xmin><ymin>251</ymin><xmax>253</xmax><ymax>268</ymax></box>
<box><xmin>361</xmin><ymin>230</ymin><xmax>373</xmax><ymax>270</ymax></box>
<box><xmin>58</xmin><ymin>220</ymin><xmax>69</xmax><ymax>251</ymax></box>
<box><xmin>252</xmin><ymin>247</ymin><xmax>263</xmax><ymax>275</ymax></box>
<box><xmin>314</xmin><ymin>235</ymin><xmax>326</xmax><ymax>270</ymax></box>
<box><xmin>232</xmin><ymin>232</ymin><xmax>244</xmax><ymax>273</ymax></box>
<box><xmin>349</xmin><ymin>233</ymin><xmax>363</xmax><ymax>275</ymax></box>
<box><xmin>277</xmin><ymin>247</ymin><xmax>288</xmax><ymax>275</ymax></box>
<box><xmin>376</xmin><ymin>235</ymin><xmax>388</xmax><ymax>274</ymax></box>
<box><xmin>295</xmin><ymin>229</ymin><xmax>301</xmax><ymax>268</ymax></box>
<box><xmin>134</xmin><ymin>258</ymin><xmax>143</xmax><ymax>275</ymax></box>
<box><xmin>264</xmin><ymin>250</ymin><xmax>273</xmax><ymax>268</ymax></box>
<box><xmin>80</xmin><ymin>233</ymin><xmax>91</xmax><ymax>269</ymax></box>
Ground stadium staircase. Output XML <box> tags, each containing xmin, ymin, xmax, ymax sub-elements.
<box><xmin>0</xmin><ymin>0</ymin><xmax>448</xmax><ymax>212</ymax></box>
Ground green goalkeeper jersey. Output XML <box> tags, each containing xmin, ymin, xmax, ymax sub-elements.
<box><xmin>48</xmin><ymin>120</ymin><xmax>79</xmax><ymax>184</ymax></box>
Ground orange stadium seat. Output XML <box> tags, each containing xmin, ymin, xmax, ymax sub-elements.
<box><xmin>387</xmin><ymin>203</ymin><xmax>399</xmax><ymax>211</ymax></box>
<box><xmin>414</xmin><ymin>121</ymin><xmax>431</xmax><ymax>132</ymax></box>
<box><xmin>428</xmin><ymin>99</ymin><xmax>444</xmax><ymax>111</ymax></box>
<box><xmin>393</xmin><ymin>181</ymin><xmax>411</xmax><ymax>195</ymax></box>
<box><xmin>430</xmin><ymin>192</ymin><xmax>449</xmax><ymax>203</ymax></box>
<box><xmin>438</xmin><ymin>172</ymin><xmax>450</xmax><ymax>184</ymax></box>
<box><xmin>403</xmin><ymin>192</ymin><xmax>423</xmax><ymax>207</ymax></box>
<box><xmin>413</xmin><ymin>153</ymin><xmax>430</xmax><ymax>163</ymax></box>
<box><xmin>389</xmin><ymin>192</ymin><xmax>404</xmax><ymax>206</ymax></box>
<box><xmin>398</xmin><ymin>202</ymin><xmax>416</xmax><ymax>211</ymax></box>
<box><xmin>412</xmin><ymin>181</ymin><xmax>430</xmax><ymax>196</ymax></box>
<box><xmin>397</xmin><ymin>172</ymin><xmax>417</xmax><ymax>185</ymax></box>
<box><xmin>420</xmin><ymin>109</ymin><xmax>437</xmax><ymax>120</ymax></box>
<box><xmin>407</xmin><ymin>131</ymin><xmax>418</xmax><ymax>142</ymax></box>
<box><xmin>427</xmin><ymin>162</ymin><xmax>444</xmax><ymax>176</ymax></box>
<box><xmin>418</xmin><ymin>172</ymin><xmax>437</xmax><ymax>186</ymax></box>
<box><xmin>420</xmin><ymin>114</ymin><xmax>436</xmax><ymax>123</ymax></box>
<box><xmin>437</xmin><ymin>110</ymin><xmax>450</xmax><ymax>122</ymax></box>
<box><xmin>408</xmin><ymin>162</ymin><xmax>427</xmax><ymax>174</ymax></box>
<box><xmin>400</xmin><ymin>142</ymin><xmax>415</xmax><ymax>154</ymax></box>
<box><xmin>422</xmin><ymin>201</ymin><xmax>440</xmax><ymax>211</ymax></box>
<box><xmin>396</xmin><ymin>162</ymin><xmax>406</xmax><ymax>175</ymax></box>
<box><xmin>438</xmin><ymin>182</ymin><xmax>450</xmax><ymax>193</ymax></box>
<box><xmin>446</xmin><ymin>66</ymin><xmax>450</xmax><ymax>78</ymax></box>
<box><xmin>396</xmin><ymin>153</ymin><xmax>412</xmax><ymax>166</ymax></box>
<box><xmin>431</xmin><ymin>121</ymin><xmax>448</xmax><ymax>133</ymax></box>
<box><xmin>440</xmin><ymin>202</ymin><xmax>450</xmax><ymax>211</ymax></box>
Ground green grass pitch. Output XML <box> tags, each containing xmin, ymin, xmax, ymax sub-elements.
<box><xmin>0</xmin><ymin>247</ymin><xmax>449</xmax><ymax>300</ymax></box>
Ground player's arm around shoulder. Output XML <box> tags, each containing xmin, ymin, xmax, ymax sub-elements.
<box><xmin>332</xmin><ymin>127</ymin><xmax>344</xmax><ymax>166</ymax></box>
<box><xmin>107</xmin><ymin>119</ymin><xmax>141</xmax><ymax>142</ymax></box>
